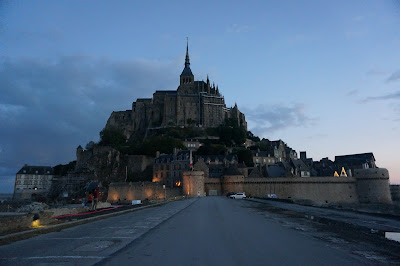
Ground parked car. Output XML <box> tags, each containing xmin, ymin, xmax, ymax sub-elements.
<box><xmin>229</xmin><ymin>192</ymin><xmax>246</xmax><ymax>199</ymax></box>
<box><xmin>226</xmin><ymin>192</ymin><xmax>235</xmax><ymax>197</ymax></box>
<box><xmin>266</xmin><ymin>194</ymin><xmax>277</xmax><ymax>199</ymax></box>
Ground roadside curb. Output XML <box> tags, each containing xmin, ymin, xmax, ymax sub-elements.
<box><xmin>0</xmin><ymin>198</ymin><xmax>183</xmax><ymax>246</ymax></box>
<box><xmin>245</xmin><ymin>198</ymin><xmax>388</xmax><ymax>236</ymax></box>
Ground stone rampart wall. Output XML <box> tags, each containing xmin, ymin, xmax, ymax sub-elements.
<box><xmin>204</xmin><ymin>176</ymin><xmax>359</xmax><ymax>204</ymax></box>
<box><xmin>183</xmin><ymin>171</ymin><xmax>204</xmax><ymax>197</ymax></box>
<box><xmin>390</xmin><ymin>185</ymin><xmax>400</xmax><ymax>202</ymax></box>
<box><xmin>355</xmin><ymin>168</ymin><xmax>392</xmax><ymax>203</ymax></box>
<box><xmin>107</xmin><ymin>182</ymin><xmax>182</xmax><ymax>204</ymax></box>
<box><xmin>243</xmin><ymin>177</ymin><xmax>358</xmax><ymax>204</ymax></box>
<box><xmin>127</xmin><ymin>155</ymin><xmax>154</xmax><ymax>173</ymax></box>
<box><xmin>204</xmin><ymin>178</ymin><xmax>222</xmax><ymax>195</ymax></box>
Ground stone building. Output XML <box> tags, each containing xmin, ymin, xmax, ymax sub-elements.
<box><xmin>251</xmin><ymin>150</ymin><xmax>276</xmax><ymax>167</ymax></box>
<box><xmin>152</xmin><ymin>149</ymin><xmax>192</xmax><ymax>188</ymax></box>
<box><xmin>13</xmin><ymin>165</ymin><xmax>54</xmax><ymax>200</ymax></box>
<box><xmin>334</xmin><ymin>153</ymin><xmax>376</xmax><ymax>174</ymax></box>
<box><xmin>105</xmin><ymin>41</ymin><xmax>247</xmax><ymax>138</ymax></box>
<box><xmin>195</xmin><ymin>155</ymin><xmax>238</xmax><ymax>178</ymax></box>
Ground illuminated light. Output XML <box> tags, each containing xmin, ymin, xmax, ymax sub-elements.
<box><xmin>340</xmin><ymin>167</ymin><xmax>347</xmax><ymax>177</ymax></box>
<box><xmin>31</xmin><ymin>219</ymin><xmax>44</xmax><ymax>228</ymax></box>
<box><xmin>334</xmin><ymin>171</ymin><xmax>339</xmax><ymax>177</ymax></box>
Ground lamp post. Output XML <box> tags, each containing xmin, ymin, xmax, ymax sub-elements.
<box><xmin>163</xmin><ymin>184</ymin><xmax>166</xmax><ymax>201</ymax></box>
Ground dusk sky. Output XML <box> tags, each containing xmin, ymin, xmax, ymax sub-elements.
<box><xmin>1</xmin><ymin>0</ymin><xmax>400</xmax><ymax>193</ymax></box>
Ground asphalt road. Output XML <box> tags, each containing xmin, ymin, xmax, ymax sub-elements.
<box><xmin>250</xmin><ymin>198</ymin><xmax>400</xmax><ymax>232</ymax></box>
<box><xmin>0</xmin><ymin>197</ymin><xmax>398</xmax><ymax>265</ymax></box>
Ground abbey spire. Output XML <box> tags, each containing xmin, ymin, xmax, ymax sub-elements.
<box><xmin>180</xmin><ymin>38</ymin><xmax>194</xmax><ymax>85</ymax></box>
<box><xmin>185</xmin><ymin>38</ymin><xmax>190</xmax><ymax>68</ymax></box>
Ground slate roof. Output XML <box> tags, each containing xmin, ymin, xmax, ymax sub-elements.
<box><xmin>155</xmin><ymin>150</ymin><xmax>190</xmax><ymax>163</ymax></box>
<box><xmin>181</xmin><ymin>66</ymin><xmax>193</xmax><ymax>76</ymax></box>
<box><xmin>266</xmin><ymin>164</ymin><xmax>286</xmax><ymax>177</ymax></box>
<box><xmin>251</xmin><ymin>150</ymin><xmax>270</xmax><ymax>157</ymax></box>
<box><xmin>335</xmin><ymin>153</ymin><xmax>375</xmax><ymax>164</ymax></box>
<box><xmin>248</xmin><ymin>167</ymin><xmax>263</xmax><ymax>178</ymax></box>
<box><xmin>224</xmin><ymin>165</ymin><xmax>242</xmax><ymax>176</ymax></box>
<box><xmin>291</xmin><ymin>158</ymin><xmax>309</xmax><ymax>171</ymax></box>
<box><xmin>270</xmin><ymin>140</ymin><xmax>283</xmax><ymax>148</ymax></box>
<box><xmin>155</xmin><ymin>90</ymin><xmax>177</xmax><ymax>95</ymax></box>
<box><xmin>196</xmin><ymin>155</ymin><xmax>238</xmax><ymax>164</ymax></box>
<box><xmin>17</xmin><ymin>165</ymin><xmax>53</xmax><ymax>175</ymax></box>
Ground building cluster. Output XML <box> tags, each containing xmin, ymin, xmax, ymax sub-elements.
<box><xmin>152</xmin><ymin>138</ymin><xmax>378</xmax><ymax>188</ymax></box>
<box><xmin>11</xmin><ymin>43</ymin><xmax>386</xmax><ymax>203</ymax></box>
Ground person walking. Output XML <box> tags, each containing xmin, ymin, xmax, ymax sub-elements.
<box><xmin>88</xmin><ymin>192</ymin><xmax>93</xmax><ymax>211</ymax></box>
<box><xmin>93</xmin><ymin>187</ymin><xmax>99</xmax><ymax>211</ymax></box>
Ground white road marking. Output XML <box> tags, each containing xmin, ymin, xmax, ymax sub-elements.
<box><xmin>48</xmin><ymin>236</ymin><xmax>133</xmax><ymax>240</ymax></box>
<box><xmin>3</xmin><ymin>256</ymin><xmax>106</xmax><ymax>260</ymax></box>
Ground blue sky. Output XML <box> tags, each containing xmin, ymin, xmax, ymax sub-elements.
<box><xmin>1</xmin><ymin>0</ymin><xmax>400</xmax><ymax>193</ymax></box>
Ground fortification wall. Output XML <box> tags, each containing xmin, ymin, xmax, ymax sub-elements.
<box><xmin>355</xmin><ymin>168</ymin><xmax>392</xmax><ymax>203</ymax></box>
<box><xmin>105</xmin><ymin>110</ymin><xmax>134</xmax><ymax>139</ymax></box>
<box><xmin>222</xmin><ymin>175</ymin><xmax>244</xmax><ymax>195</ymax></box>
<box><xmin>182</xmin><ymin>171</ymin><xmax>205</xmax><ymax>197</ymax></box>
<box><xmin>204</xmin><ymin>178</ymin><xmax>222</xmax><ymax>196</ymax></box>
<box><xmin>127</xmin><ymin>155</ymin><xmax>154</xmax><ymax>173</ymax></box>
<box><xmin>390</xmin><ymin>185</ymin><xmax>400</xmax><ymax>202</ymax></box>
<box><xmin>242</xmin><ymin>177</ymin><xmax>358</xmax><ymax>204</ymax></box>
<box><xmin>107</xmin><ymin>182</ymin><xmax>182</xmax><ymax>204</ymax></box>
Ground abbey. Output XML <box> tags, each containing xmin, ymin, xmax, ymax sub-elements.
<box><xmin>106</xmin><ymin>42</ymin><xmax>247</xmax><ymax>138</ymax></box>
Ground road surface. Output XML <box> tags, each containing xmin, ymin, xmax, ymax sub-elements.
<box><xmin>0</xmin><ymin>197</ymin><xmax>398</xmax><ymax>265</ymax></box>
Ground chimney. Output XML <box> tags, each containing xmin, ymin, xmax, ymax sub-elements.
<box><xmin>300</xmin><ymin>151</ymin><xmax>307</xmax><ymax>160</ymax></box>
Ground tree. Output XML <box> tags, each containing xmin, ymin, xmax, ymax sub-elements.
<box><xmin>99</xmin><ymin>127</ymin><xmax>126</xmax><ymax>149</ymax></box>
<box><xmin>217</xmin><ymin>118</ymin><xmax>246</xmax><ymax>146</ymax></box>
<box><xmin>196</xmin><ymin>144</ymin><xmax>227</xmax><ymax>155</ymax></box>
<box><xmin>141</xmin><ymin>136</ymin><xmax>186</xmax><ymax>156</ymax></box>
<box><xmin>235</xmin><ymin>149</ymin><xmax>254</xmax><ymax>167</ymax></box>
<box><xmin>247</xmin><ymin>131</ymin><xmax>260</xmax><ymax>142</ymax></box>
<box><xmin>85</xmin><ymin>141</ymin><xmax>96</xmax><ymax>150</ymax></box>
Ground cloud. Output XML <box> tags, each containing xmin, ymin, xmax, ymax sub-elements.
<box><xmin>306</xmin><ymin>134</ymin><xmax>328</xmax><ymax>140</ymax></box>
<box><xmin>362</xmin><ymin>91</ymin><xmax>400</xmax><ymax>102</ymax></box>
<box><xmin>346</xmin><ymin>89</ymin><xmax>358</xmax><ymax>96</ymax></box>
<box><xmin>366</xmin><ymin>69</ymin><xmax>388</xmax><ymax>76</ymax></box>
<box><xmin>0</xmin><ymin>55</ymin><xmax>180</xmax><ymax>192</ymax></box>
<box><xmin>227</xmin><ymin>24</ymin><xmax>250</xmax><ymax>33</ymax></box>
<box><xmin>242</xmin><ymin>103</ymin><xmax>318</xmax><ymax>137</ymax></box>
<box><xmin>386</xmin><ymin>70</ymin><xmax>400</xmax><ymax>83</ymax></box>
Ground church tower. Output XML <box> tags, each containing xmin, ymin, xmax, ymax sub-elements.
<box><xmin>180</xmin><ymin>39</ymin><xmax>194</xmax><ymax>85</ymax></box>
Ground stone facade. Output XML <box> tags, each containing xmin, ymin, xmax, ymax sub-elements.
<box><xmin>152</xmin><ymin>149</ymin><xmax>192</xmax><ymax>188</ymax></box>
<box><xmin>199</xmin><ymin>168</ymin><xmax>392</xmax><ymax>204</ymax></box>
<box><xmin>75</xmin><ymin>145</ymin><xmax>154</xmax><ymax>183</ymax></box>
<box><xmin>105</xmin><ymin>42</ymin><xmax>247</xmax><ymax>137</ymax></box>
<box><xmin>13</xmin><ymin>165</ymin><xmax>54</xmax><ymax>200</ymax></box>
<box><xmin>107</xmin><ymin>182</ymin><xmax>182</xmax><ymax>203</ymax></box>
<box><xmin>182</xmin><ymin>171</ymin><xmax>205</xmax><ymax>197</ymax></box>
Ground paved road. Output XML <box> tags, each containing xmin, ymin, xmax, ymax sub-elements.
<box><xmin>249</xmin><ymin>198</ymin><xmax>400</xmax><ymax>232</ymax></box>
<box><xmin>0</xmin><ymin>199</ymin><xmax>196</xmax><ymax>265</ymax></box>
<box><xmin>0</xmin><ymin>197</ymin><xmax>397</xmax><ymax>265</ymax></box>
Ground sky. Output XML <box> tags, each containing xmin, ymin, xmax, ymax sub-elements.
<box><xmin>1</xmin><ymin>0</ymin><xmax>400</xmax><ymax>193</ymax></box>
